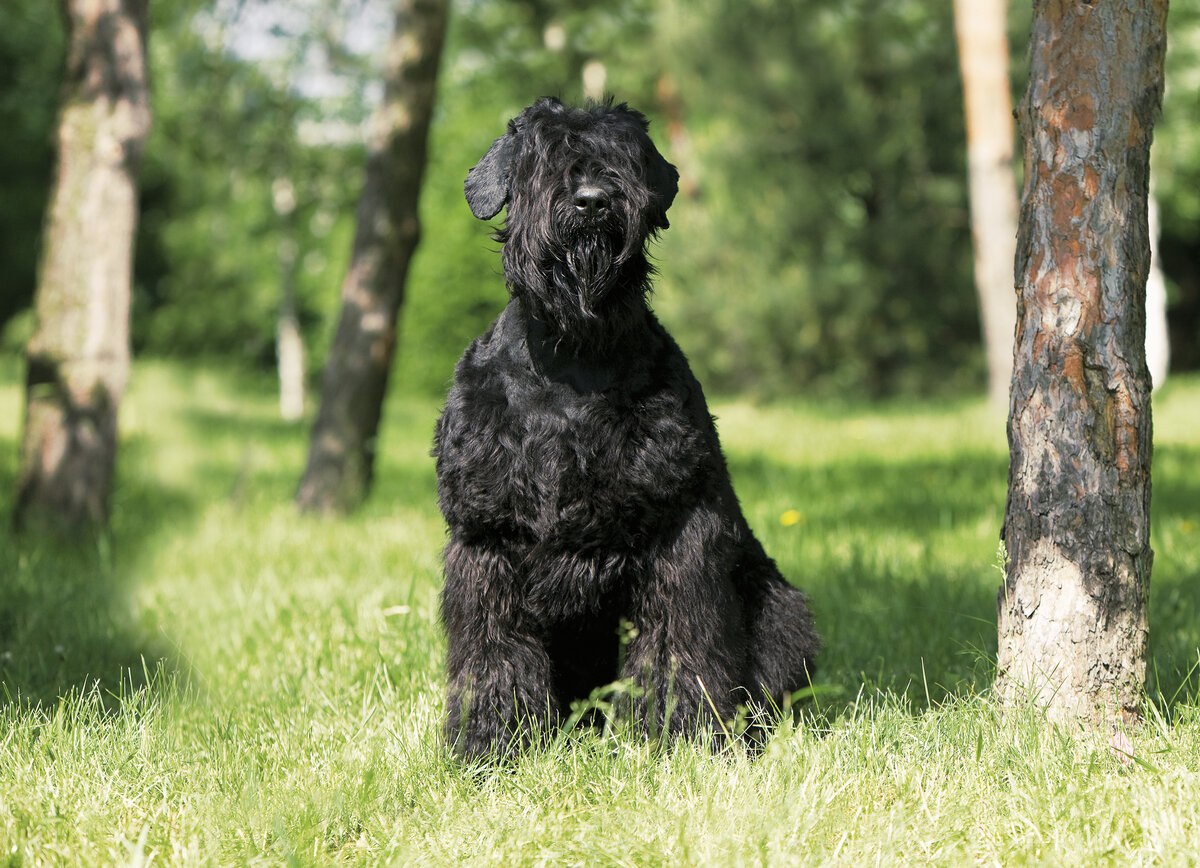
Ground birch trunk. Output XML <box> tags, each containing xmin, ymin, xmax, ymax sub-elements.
<box><xmin>16</xmin><ymin>0</ymin><xmax>150</xmax><ymax>534</ymax></box>
<box><xmin>273</xmin><ymin>177</ymin><xmax>306</xmax><ymax>422</ymax></box>
<box><xmin>954</xmin><ymin>0</ymin><xmax>1019</xmax><ymax>410</ymax></box>
<box><xmin>1146</xmin><ymin>182</ymin><xmax>1169</xmax><ymax>389</ymax></box>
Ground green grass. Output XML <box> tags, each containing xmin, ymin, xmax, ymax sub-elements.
<box><xmin>2</xmin><ymin>359</ymin><xmax>1200</xmax><ymax>865</ymax></box>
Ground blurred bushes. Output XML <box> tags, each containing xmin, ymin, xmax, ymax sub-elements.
<box><xmin>651</xmin><ymin>0</ymin><xmax>980</xmax><ymax>397</ymax></box>
<box><xmin>2</xmin><ymin>0</ymin><xmax>1198</xmax><ymax>399</ymax></box>
<box><xmin>0</xmin><ymin>5</ymin><xmax>62</xmax><ymax>333</ymax></box>
<box><xmin>132</xmin><ymin>3</ymin><xmax>364</xmax><ymax>369</ymax></box>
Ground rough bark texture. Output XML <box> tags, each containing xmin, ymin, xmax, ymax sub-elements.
<box><xmin>953</xmin><ymin>0</ymin><xmax>1019</xmax><ymax>410</ymax></box>
<box><xmin>998</xmin><ymin>0</ymin><xmax>1167</xmax><ymax>727</ymax></box>
<box><xmin>15</xmin><ymin>0</ymin><xmax>150</xmax><ymax>534</ymax></box>
<box><xmin>296</xmin><ymin>0</ymin><xmax>448</xmax><ymax>514</ymax></box>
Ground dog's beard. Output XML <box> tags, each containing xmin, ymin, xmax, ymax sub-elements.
<box><xmin>558</xmin><ymin>230</ymin><xmax>619</xmax><ymax>313</ymax></box>
<box><xmin>520</xmin><ymin>225</ymin><xmax>646</xmax><ymax>352</ymax></box>
<box><xmin>503</xmin><ymin>199</ymin><xmax>652</xmax><ymax>350</ymax></box>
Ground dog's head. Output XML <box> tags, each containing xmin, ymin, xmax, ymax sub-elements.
<box><xmin>464</xmin><ymin>98</ymin><xmax>679</xmax><ymax>329</ymax></box>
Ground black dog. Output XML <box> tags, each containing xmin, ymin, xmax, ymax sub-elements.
<box><xmin>434</xmin><ymin>97</ymin><xmax>818</xmax><ymax>761</ymax></box>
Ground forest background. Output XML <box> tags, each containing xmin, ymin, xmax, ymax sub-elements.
<box><xmin>3</xmin><ymin>0</ymin><xmax>1198</xmax><ymax>403</ymax></box>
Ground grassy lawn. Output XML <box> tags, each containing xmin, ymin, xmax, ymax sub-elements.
<box><xmin>2</xmin><ymin>359</ymin><xmax>1200</xmax><ymax>865</ymax></box>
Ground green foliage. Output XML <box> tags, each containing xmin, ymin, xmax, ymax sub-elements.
<box><xmin>3</xmin><ymin>361</ymin><xmax>1200</xmax><ymax>863</ymax></box>
<box><xmin>0</xmin><ymin>4</ymin><xmax>62</xmax><ymax>332</ymax></box>
<box><xmin>401</xmin><ymin>0</ymin><xmax>1011</xmax><ymax>397</ymax></box>
<box><xmin>4</xmin><ymin>1</ymin><xmax>1200</xmax><ymax>397</ymax></box>
<box><xmin>134</xmin><ymin>3</ymin><xmax>362</xmax><ymax>368</ymax></box>
<box><xmin>651</xmin><ymin>0</ymin><xmax>978</xmax><ymax>397</ymax></box>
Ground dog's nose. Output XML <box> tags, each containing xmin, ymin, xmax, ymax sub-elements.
<box><xmin>573</xmin><ymin>185</ymin><xmax>610</xmax><ymax>218</ymax></box>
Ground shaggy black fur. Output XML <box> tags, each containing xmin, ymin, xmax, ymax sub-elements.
<box><xmin>434</xmin><ymin>97</ymin><xmax>818</xmax><ymax>761</ymax></box>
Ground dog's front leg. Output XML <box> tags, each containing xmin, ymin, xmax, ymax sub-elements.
<box><xmin>620</xmin><ymin>505</ymin><xmax>745</xmax><ymax>744</ymax></box>
<box><xmin>440</xmin><ymin>538</ymin><xmax>555</xmax><ymax>761</ymax></box>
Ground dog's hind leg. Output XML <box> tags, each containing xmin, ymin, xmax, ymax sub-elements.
<box><xmin>737</xmin><ymin>540</ymin><xmax>820</xmax><ymax>719</ymax></box>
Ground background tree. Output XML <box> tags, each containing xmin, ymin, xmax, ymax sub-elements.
<box><xmin>953</xmin><ymin>0</ymin><xmax>1018</xmax><ymax>410</ymax></box>
<box><xmin>1146</xmin><ymin>183</ymin><xmax>1170</xmax><ymax>388</ymax></box>
<box><xmin>15</xmin><ymin>0</ymin><xmax>151</xmax><ymax>533</ymax></box>
<box><xmin>1154</xmin><ymin>1</ymin><xmax>1200</xmax><ymax>374</ymax></box>
<box><xmin>296</xmin><ymin>0</ymin><xmax>448</xmax><ymax>514</ymax></box>
<box><xmin>997</xmin><ymin>0</ymin><xmax>1167</xmax><ymax>726</ymax></box>
<box><xmin>273</xmin><ymin>174</ymin><xmax>307</xmax><ymax>421</ymax></box>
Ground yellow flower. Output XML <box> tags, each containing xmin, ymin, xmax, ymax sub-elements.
<box><xmin>780</xmin><ymin>509</ymin><xmax>802</xmax><ymax>527</ymax></box>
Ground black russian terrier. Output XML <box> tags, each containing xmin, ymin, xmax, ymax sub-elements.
<box><xmin>434</xmin><ymin>97</ymin><xmax>818</xmax><ymax>761</ymax></box>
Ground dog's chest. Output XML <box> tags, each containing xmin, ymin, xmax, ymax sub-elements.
<box><xmin>454</xmin><ymin>372</ymin><xmax>702</xmax><ymax>542</ymax></box>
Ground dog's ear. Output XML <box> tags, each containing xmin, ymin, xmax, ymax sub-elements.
<box><xmin>647</xmin><ymin>152</ymin><xmax>679</xmax><ymax>230</ymax></box>
<box><xmin>465</xmin><ymin>129</ymin><xmax>518</xmax><ymax>220</ymax></box>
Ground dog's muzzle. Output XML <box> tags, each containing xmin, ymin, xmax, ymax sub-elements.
<box><xmin>573</xmin><ymin>184</ymin><xmax>611</xmax><ymax>221</ymax></box>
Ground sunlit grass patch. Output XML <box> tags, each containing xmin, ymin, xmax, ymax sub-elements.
<box><xmin>2</xmin><ymin>362</ymin><xmax>1200</xmax><ymax>865</ymax></box>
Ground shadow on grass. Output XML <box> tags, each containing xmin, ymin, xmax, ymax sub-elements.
<box><xmin>0</xmin><ymin>435</ymin><xmax>195</xmax><ymax>710</ymax></box>
<box><xmin>729</xmin><ymin>441</ymin><xmax>1200</xmax><ymax>717</ymax></box>
<box><xmin>180</xmin><ymin>399</ymin><xmax>439</xmax><ymax>511</ymax></box>
<box><xmin>728</xmin><ymin>450</ymin><xmax>1006</xmax><ymax>714</ymax></box>
<box><xmin>183</xmin><ymin>406</ymin><xmax>309</xmax><ymax>445</ymax></box>
<box><xmin>1145</xmin><ymin>443</ymin><xmax>1200</xmax><ymax>707</ymax></box>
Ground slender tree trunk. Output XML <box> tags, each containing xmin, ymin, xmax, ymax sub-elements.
<box><xmin>296</xmin><ymin>0</ymin><xmax>448</xmax><ymax>514</ymax></box>
<box><xmin>1146</xmin><ymin>180</ymin><xmax>1169</xmax><ymax>389</ymax></box>
<box><xmin>954</xmin><ymin>0</ymin><xmax>1019</xmax><ymax>410</ymax></box>
<box><xmin>15</xmin><ymin>0</ymin><xmax>150</xmax><ymax>534</ymax></box>
<box><xmin>277</xmin><ymin>285</ymin><xmax>306</xmax><ymax>423</ymax></box>
<box><xmin>997</xmin><ymin>0</ymin><xmax>1167</xmax><ymax>727</ymax></box>
<box><xmin>655</xmin><ymin>73</ymin><xmax>700</xmax><ymax>200</ymax></box>
<box><xmin>273</xmin><ymin>176</ymin><xmax>306</xmax><ymax>422</ymax></box>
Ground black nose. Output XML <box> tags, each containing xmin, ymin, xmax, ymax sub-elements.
<box><xmin>573</xmin><ymin>185</ymin><xmax>610</xmax><ymax>218</ymax></box>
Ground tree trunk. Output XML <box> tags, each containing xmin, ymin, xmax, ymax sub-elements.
<box><xmin>954</xmin><ymin>0</ymin><xmax>1019</xmax><ymax>410</ymax></box>
<box><xmin>295</xmin><ymin>0</ymin><xmax>448</xmax><ymax>515</ymax></box>
<box><xmin>15</xmin><ymin>0</ymin><xmax>150</xmax><ymax>535</ymax></box>
<box><xmin>1145</xmin><ymin>180</ymin><xmax>1169</xmax><ymax>389</ymax></box>
<box><xmin>997</xmin><ymin>0</ymin><xmax>1167</xmax><ymax>727</ymax></box>
<box><xmin>273</xmin><ymin>176</ymin><xmax>306</xmax><ymax>422</ymax></box>
<box><xmin>277</xmin><ymin>289</ymin><xmax>306</xmax><ymax>423</ymax></box>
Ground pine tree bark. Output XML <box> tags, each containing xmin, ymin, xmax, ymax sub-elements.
<box><xmin>15</xmin><ymin>0</ymin><xmax>150</xmax><ymax>534</ymax></box>
<box><xmin>997</xmin><ymin>0</ymin><xmax>1167</xmax><ymax>727</ymax></box>
<box><xmin>953</xmin><ymin>0</ymin><xmax>1019</xmax><ymax>410</ymax></box>
<box><xmin>296</xmin><ymin>0</ymin><xmax>448</xmax><ymax>514</ymax></box>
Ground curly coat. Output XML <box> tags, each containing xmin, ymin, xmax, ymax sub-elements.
<box><xmin>433</xmin><ymin>97</ymin><xmax>818</xmax><ymax>761</ymax></box>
